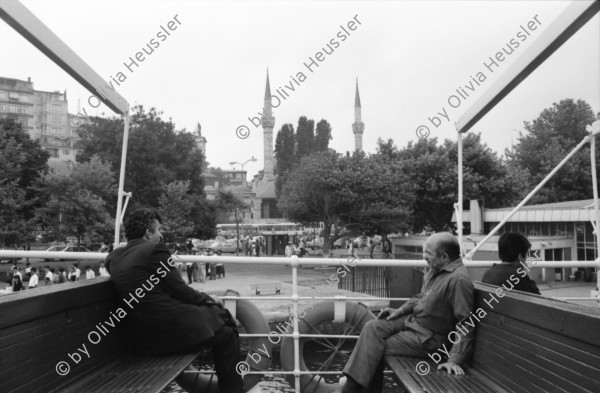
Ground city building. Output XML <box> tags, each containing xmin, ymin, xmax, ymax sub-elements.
<box><xmin>0</xmin><ymin>76</ymin><xmax>82</xmax><ymax>172</ymax></box>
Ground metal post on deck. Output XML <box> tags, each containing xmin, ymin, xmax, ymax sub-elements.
<box><xmin>290</xmin><ymin>256</ymin><xmax>301</xmax><ymax>393</ymax></box>
<box><xmin>457</xmin><ymin>131</ymin><xmax>464</xmax><ymax>256</ymax></box>
<box><xmin>114</xmin><ymin>110</ymin><xmax>131</xmax><ymax>247</ymax></box>
<box><xmin>587</xmin><ymin>120</ymin><xmax>600</xmax><ymax>294</ymax></box>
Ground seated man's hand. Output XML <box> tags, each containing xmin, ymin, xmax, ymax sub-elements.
<box><xmin>437</xmin><ymin>361</ymin><xmax>465</xmax><ymax>375</ymax></box>
<box><xmin>377</xmin><ymin>307</ymin><xmax>404</xmax><ymax>320</ymax></box>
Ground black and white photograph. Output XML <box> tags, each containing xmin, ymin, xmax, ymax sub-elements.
<box><xmin>0</xmin><ymin>1</ymin><xmax>599</xmax><ymax>392</ymax></box>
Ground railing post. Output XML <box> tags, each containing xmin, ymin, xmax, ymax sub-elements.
<box><xmin>290</xmin><ymin>256</ymin><xmax>301</xmax><ymax>393</ymax></box>
<box><xmin>588</xmin><ymin>120</ymin><xmax>600</xmax><ymax>295</ymax></box>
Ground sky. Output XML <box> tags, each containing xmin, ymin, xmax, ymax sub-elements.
<box><xmin>1</xmin><ymin>0</ymin><xmax>599</xmax><ymax>179</ymax></box>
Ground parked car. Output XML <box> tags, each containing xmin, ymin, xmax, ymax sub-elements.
<box><xmin>208</xmin><ymin>240</ymin><xmax>241</xmax><ymax>255</ymax></box>
<box><xmin>44</xmin><ymin>245</ymin><xmax>91</xmax><ymax>261</ymax></box>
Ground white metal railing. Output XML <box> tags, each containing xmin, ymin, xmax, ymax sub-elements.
<box><xmin>2</xmin><ymin>250</ymin><xmax>598</xmax><ymax>392</ymax></box>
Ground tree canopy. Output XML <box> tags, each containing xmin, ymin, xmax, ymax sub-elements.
<box><xmin>507</xmin><ymin>98</ymin><xmax>600</xmax><ymax>204</ymax></box>
<box><xmin>274</xmin><ymin>117</ymin><xmax>332</xmax><ymax>199</ymax></box>
<box><xmin>76</xmin><ymin>105</ymin><xmax>206</xmax><ymax>207</ymax></box>
<box><xmin>278</xmin><ymin>150</ymin><xmax>414</xmax><ymax>252</ymax></box>
<box><xmin>0</xmin><ymin>118</ymin><xmax>49</xmax><ymax>246</ymax></box>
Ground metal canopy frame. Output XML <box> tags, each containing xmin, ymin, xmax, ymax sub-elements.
<box><xmin>455</xmin><ymin>0</ymin><xmax>600</xmax><ymax>292</ymax></box>
<box><xmin>0</xmin><ymin>0</ymin><xmax>132</xmax><ymax>247</ymax></box>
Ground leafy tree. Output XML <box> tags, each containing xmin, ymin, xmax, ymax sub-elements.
<box><xmin>274</xmin><ymin>117</ymin><xmax>333</xmax><ymax>200</ymax></box>
<box><xmin>396</xmin><ymin>133</ymin><xmax>517</xmax><ymax>232</ymax></box>
<box><xmin>295</xmin><ymin>116</ymin><xmax>315</xmax><ymax>160</ymax></box>
<box><xmin>76</xmin><ymin>105</ymin><xmax>205</xmax><ymax>207</ymax></box>
<box><xmin>214</xmin><ymin>190</ymin><xmax>249</xmax><ymax>224</ymax></box>
<box><xmin>0</xmin><ymin>118</ymin><xmax>49</xmax><ymax>246</ymax></box>
<box><xmin>314</xmin><ymin>119</ymin><xmax>332</xmax><ymax>152</ymax></box>
<box><xmin>507</xmin><ymin>99</ymin><xmax>599</xmax><ymax>204</ymax></box>
<box><xmin>274</xmin><ymin>123</ymin><xmax>295</xmax><ymax>198</ymax></box>
<box><xmin>158</xmin><ymin>180</ymin><xmax>194</xmax><ymax>243</ymax></box>
<box><xmin>278</xmin><ymin>151</ymin><xmax>414</xmax><ymax>252</ymax></box>
<box><xmin>190</xmin><ymin>196</ymin><xmax>217</xmax><ymax>240</ymax></box>
<box><xmin>71</xmin><ymin>155</ymin><xmax>117</xmax><ymax>208</ymax></box>
<box><xmin>40</xmin><ymin>171</ymin><xmax>112</xmax><ymax>246</ymax></box>
<box><xmin>339</xmin><ymin>153</ymin><xmax>414</xmax><ymax>236</ymax></box>
<box><xmin>278</xmin><ymin>151</ymin><xmax>349</xmax><ymax>253</ymax></box>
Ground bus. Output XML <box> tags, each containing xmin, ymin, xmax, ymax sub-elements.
<box><xmin>216</xmin><ymin>222</ymin><xmax>303</xmax><ymax>237</ymax></box>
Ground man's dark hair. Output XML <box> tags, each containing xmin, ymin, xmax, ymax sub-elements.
<box><xmin>498</xmin><ymin>232</ymin><xmax>531</xmax><ymax>262</ymax></box>
<box><xmin>31</xmin><ymin>267</ymin><xmax>37</xmax><ymax>273</ymax></box>
<box><xmin>124</xmin><ymin>208</ymin><xmax>162</xmax><ymax>240</ymax></box>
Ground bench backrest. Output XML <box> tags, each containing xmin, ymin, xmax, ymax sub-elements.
<box><xmin>0</xmin><ymin>278</ymin><xmax>127</xmax><ymax>393</ymax></box>
<box><xmin>472</xmin><ymin>282</ymin><xmax>600</xmax><ymax>393</ymax></box>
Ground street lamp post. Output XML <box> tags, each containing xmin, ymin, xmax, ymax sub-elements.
<box><xmin>228</xmin><ymin>156</ymin><xmax>256</xmax><ymax>257</ymax></box>
<box><xmin>229</xmin><ymin>156</ymin><xmax>257</xmax><ymax>171</ymax></box>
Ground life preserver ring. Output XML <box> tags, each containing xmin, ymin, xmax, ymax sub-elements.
<box><xmin>280</xmin><ymin>301</ymin><xmax>375</xmax><ymax>393</ymax></box>
<box><xmin>176</xmin><ymin>291</ymin><xmax>272</xmax><ymax>393</ymax></box>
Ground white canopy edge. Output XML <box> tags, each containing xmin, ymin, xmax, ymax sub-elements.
<box><xmin>0</xmin><ymin>0</ymin><xmax>128</xmax><ymax>114</ymax></box>
<box><xmin>455</xmin><ymin>0</ymin><xmax>599</xmax><ymax>134</ymax></box>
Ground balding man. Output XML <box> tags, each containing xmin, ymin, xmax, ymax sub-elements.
<box><xmin>339</xmin><ymin>233</ymin><xmax>475</xmax><ymax>393</ymax></box>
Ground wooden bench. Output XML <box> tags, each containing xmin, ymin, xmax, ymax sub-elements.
<box><xmin>385</xmin><ymin>282</ymin><xmax>600</xmax><ymax>393</ymax></box>
<box><xmin>0</xmin><ymin>277</ymin><xmax>201</xmax><ymax>393</ymax></box>
<box><xmin>251</xmin><ymin>283</ymin><xmax>282</xmax><ymax>296</ymax></box>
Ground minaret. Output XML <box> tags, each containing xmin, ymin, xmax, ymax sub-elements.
<box><xmin>261</xmin><ymin>69</ymin><xmax>276</xmax><ymax>179</ymax></box>
<box><xmin>352</xmin><ymin>79</ymin><xmax>365</xmax><ymax>152</ymax></box>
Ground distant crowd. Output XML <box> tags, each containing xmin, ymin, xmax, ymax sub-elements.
<box><xmin>4</xmin><ymin>261</ymin><xmax>110</xmax><ymax>292</ymax></box>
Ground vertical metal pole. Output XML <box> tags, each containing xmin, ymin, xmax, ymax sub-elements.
<box><xmin>114</xmin><ymin>110</ymin><xmax>130</xmax><ymax>247</ymax></box>
<box><xmin>590</xmin><ymin>134</ymin><xmax>600</xmax><ymax>292</ymax></box>
<box><xmin>457</xmin><ymin>131</ymin><xmax>464</xmax><ymax>256</ymax></box>
<box><xmin>291</xmin><ymin>257</ymin><xmax>300</xmax><ymax>393</ymax></box>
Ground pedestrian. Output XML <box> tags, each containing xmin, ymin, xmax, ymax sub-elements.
<box><xmin>51</xmin><ymin>267</ymin><xmax>59</xmax><ymax>284</ymax></box>
<box><xmin>43</xmin><ymin>266</ymin><xmax>53</xmax><ymax>285</ymax></box>
<box><xmin>285</xmin><ymin>242</ymin><xmax>293</xmax><ymax>257</ymax></box>
<box><xmin>187</xmin><ymin>240</ymin><xmax>194</xmax><ymax>254</ymax></box>
<box><xmin>382</xmin><ymin>236</ymin><xmax>392</xmax><ymax>259</ymax></box>
<box><xmin>85</xmin><ymin>266</ymin><xmax>96</xmax><ymax>279</ymax></box>
<box><xmin>100</xmin><ymin>241</ymin><xmax>110</xmax><ymax>253</ymax></box>
<box><xmin>68</xmin><ymin>266</ymin><xmax>77</xmax><ymax>282</ymax></box>
<box><xmin>58</xmin><ymin>267</ymin><xmax>67</xmax><ymax>284</ymax></box>
<box><xmin>24</xmin><ymin>262</ymin><xmax>32</xmax><ymax>280</ymax></box>
<box><xmin>28</xmin><ymin>268</ymin><xmax>39</xmax><ymax>288</ymax></box>
<box><xmin>369</xmin><ymin>240</ymin><xmax>375</xmax><ymax>259</ymax></box>
<box><xmin>300</xmin><ymin>238</ymin><xmax>307</xmax><ymax>258</ymax></box>
<box><xmin>99</xmin><ymin>261</ymin><xmax>110</xmax><ymax>277</ymax></box>
<box><xmin>192</xmin><ymin>262</ymin><xmax>200</xmax><ymax>282</ymax></box>
<box><xmin>216</xmin><ymin>262</ymin><xmax>224</xmax><ymax>279</ymax></box>
<box><xmin>11</xmin><ymin>275</ymin><xmax>24</xmax><ymax>292</ymax></box>
<box><xmin>186</xmin><ymin>262</ymin><xmax>193</xmax><ymax>284</ymax></box>
<box><xmin>73</xmin><ymin>263</ymin><xmax>81</xmax><ymax>280</ymax></box>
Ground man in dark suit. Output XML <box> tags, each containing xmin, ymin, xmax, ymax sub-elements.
<box><xmin>107</xmin><ymin>208</ymin><xmax>243</xmax><ymax>393</ymax></box>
